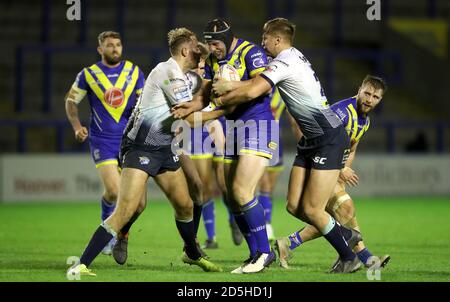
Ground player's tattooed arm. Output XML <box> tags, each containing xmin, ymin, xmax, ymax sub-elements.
<box><xmin>65</xmin><ymin>88</ymin><xmax>88</xmax><ymax>142</ymax></box>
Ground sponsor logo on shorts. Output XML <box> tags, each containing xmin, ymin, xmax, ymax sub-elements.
<box><xmin>268</xmin><ymin>141</ymin><xmax>278</xmax><ymax>150</ymax></box>
<box><xmin>313</xmin><ymin>156</ymin><xmax>327</xmax><ymax>165</ymax></box>
<box><xmin>93</xmin><ymin>149</ymin><xmax>100</xmax><ymax>160</ymax></box>
<box><xmin>342</xmin><ymin>149</ymin><xmax>351</xmax><ymax>164</ymax></box>
<box><xmin>139</xmin><ymin>156</ymin><xmax>150</xmax><ymax>165</ymax></box>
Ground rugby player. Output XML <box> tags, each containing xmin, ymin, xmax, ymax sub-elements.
<box><xmin>212</xmin><ymin>18</ymin><xmax>362</xmax><ymax>273</ymax></box>
<box><xmin>275</xmin><ymin>75</ymin><xmax>391</xmax><ymax>270</ymax></box>
<box><xmin>67</xmin><ymin>28</ymin><xmax>222</xmax><ymax>277</ymax></box>
<box><xmin>64</xmin><ymin>31</ymin><xmax>146</xmax><ymax>256</ymax></box>
<box><xmin>173</xmin><ymin>18</ymin><xmax>278</xmax><ymax>274</ymax></box>
<box><xmin>187</xmin><ymin>43</ymin><xmax>243</xmax><ymax>249</ymax></box>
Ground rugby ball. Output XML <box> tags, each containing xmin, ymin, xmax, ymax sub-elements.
<box><xmin>104</xmin><ymin>87</ymin><xmax>124</xmax><ymax>108</ymax></box>
<box><xmin>217</xmin><ymin>64</ymin><xmax>240</xmax><ymax>81</ymax></box>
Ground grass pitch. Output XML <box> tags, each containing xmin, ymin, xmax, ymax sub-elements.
<box><xmin>0</xmin><ymin>197</ymin><xmax>449</xmax><ymax>282</ymax></box>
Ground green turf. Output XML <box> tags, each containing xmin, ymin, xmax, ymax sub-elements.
<box><xmin>0</xmin><ymin>197</ymin><xmax>449</xmax><ymax>282</ymax></box>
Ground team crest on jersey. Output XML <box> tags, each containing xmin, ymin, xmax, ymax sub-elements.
<box><xmin>233</xmin><ymin>58</ymin><xmax>241</xmax><ymax>70</ymax></box>
<box><xmin>125</xmin><ymin>74</ymin><xmax>133</xmax><ymax>85</ymax></box>
<box><xmin>139</xmin><ymin>156</ymin><xmax>150</xmax><ymax>165</ymax></box>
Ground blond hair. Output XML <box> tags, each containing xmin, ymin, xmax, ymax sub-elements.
<box><xmin>167</xmin><ymin>28</ymin><xmax>197</xmax><ymax>55</ymax></box>
<box><xmin>362</xmin><ymin>75</ymin><xmax>388</xmax><ymax>93</ymax></box>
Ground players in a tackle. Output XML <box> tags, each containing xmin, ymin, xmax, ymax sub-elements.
<box><xmin>67</xmin><ymin>28</ymin><xmax>222</xmax><ymax>277</ymax></box>
<box><xmin>275</xmin><ymin>75</ymin><xmax>391</xmax><ymax>271</ymax></box>
<box><xmin>173</xmin><ymin>18</ymin><xmax>278</xmax><ymax>274</ymax></box>
<box><xmin>212</xmin><ymin>18</ymin><xmax>362</xmax><ymax>273</ymax></box>
<box><xmin>64</xmin><ymin>31</ymin><xmax>145</xmax><ymax>256</ymax></box>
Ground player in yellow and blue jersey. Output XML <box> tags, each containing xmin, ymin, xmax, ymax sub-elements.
<box><xmin>275</xmin><ymin>75</ymin><xmax>391</xmax><ymax>271</ymax></box>
<box><xmin>203</xmin><ymin>19</ymin><xmax>278</xmax><ymax>274</ymax></box>
<box><xmin>64</xmin><ymin>31</ymin><xmax>145</xmax><ymax>259</ymax></box>
<box><xmin>172</xmin><ymin>19</ymin><xmax>278</xmax><ymax>273</ymax></box>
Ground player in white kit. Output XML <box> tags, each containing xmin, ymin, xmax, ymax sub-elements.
<box><xmin>67</xmin><ymin>28</ymin><xmax>222</xmax><ymax>277</ymax></box>
<box><xmin>213</xmin><ymin>18</ymin><xmax>362</xmax><ymax>273</ymax></box>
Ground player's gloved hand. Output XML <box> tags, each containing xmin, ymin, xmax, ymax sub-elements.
<box><xmin>75</xmin><ymin>126</ymin><xmax>88</xmax><ymax>142</ymax></box>
<box><xmin>339</xmin><ymin>167</ymin><xmax>359</xmax><ymax>187</ymax></box>
<box><xmin>171</xmin><ymin>101</ymin><xmax>197</xmax><ymax>119</ymax></box>
<box><xmin>212</xmin><ymin>76</ymin><xmax>232</xmax><ymax>96</ymax></box>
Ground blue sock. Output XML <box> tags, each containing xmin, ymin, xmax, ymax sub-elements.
<box><xmin>357</xmin><ymin>248</ymin><xmax>373</xmax><ymax>265</ymax></box>
<box><xmin>234</xmin><ymin>212</ymin><xmax>258</xmax><ymax>257</ymax></box>
<box><xmin>101</xmin><ymin>197</ymin><xmax>115</xmax><ymax>221</ymax></box>
<box><xmin>321</xmin><ymin>216</ymin><xmax>355</xmax><ymax>261</ymax></box>
<box><xmin>202</xmin><ymin>199</ymin><xmax>215</xmax><ymax>241</ymax></box>
<box><xmin>258</xmin><ymin>191</ymin><xmax>272</xmax><ymax>223</ymax></box>
<box><xmin>288</xmin><ymin>231</ymin><xmax>303</xmax><ymax>250</ymax></box>
<box><xmin>241</xmin><ymin>197</ymin><xmax>270</xmax><ymax>254</ymax></box>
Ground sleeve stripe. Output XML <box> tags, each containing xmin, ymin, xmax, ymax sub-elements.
<box><xmin>249</xmin><ymin>67</ymin><xmax>266</xmax><ymax>77</ymax></box>
<box><xmin>260</xmin><ymin>73</ymin><xmax>274</xmax><ymax>88</ymax></box>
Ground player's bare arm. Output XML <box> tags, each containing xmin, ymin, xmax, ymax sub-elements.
<box><xmin>64</xmin><ymin>88</ymin><xmax>88</xmax><ymax>142</ymax></box>
<box><xmin>183</xmin><ymin>106</ymin><xmax>236</xmax><ymax>127</ymax></box>
<box><xmin>213</xmin><ymin>74</ymin><xmax>272</xmax><ymax>107</ymax></box>
<box><xmin>286</xmin><ymin>110</ymin><xmax>303</xmax><ymax>141</ymax></box>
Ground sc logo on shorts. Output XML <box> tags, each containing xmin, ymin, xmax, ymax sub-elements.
<box><xmin>313</xmin><ymin>156</ymin><xmax>327</xmax><ymax>165</ymax></box>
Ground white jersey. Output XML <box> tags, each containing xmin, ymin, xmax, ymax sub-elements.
<box><xmin>261</xmin><ymin>47</ymin><xmax>341</xmax><ymax>139</ymax></box>
<box><xmin>125</xmin><ymin>58</ymin><xmax>201</xmax><ymax>147</ymax></box>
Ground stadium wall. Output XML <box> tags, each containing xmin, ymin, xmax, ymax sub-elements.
<box><xmin>0</xmin><ymin>154</ymin><xmax>449</xmax><ymax>203</ymax></box>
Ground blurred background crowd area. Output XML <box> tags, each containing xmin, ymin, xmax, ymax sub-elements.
<box><xmin>0</xmin><ymin>0</ymin><xmax>449</xmax><ymax>154</ymax></box>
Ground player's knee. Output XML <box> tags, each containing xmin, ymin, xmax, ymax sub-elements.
<box><xmin>174</xmin><ymin>202</ymin><xmax>193</xmax><ymax>220</ymax></box>
<box><xmin>202</xmin><ymin>183</ymin><xmax>214</xmax><ymax>202</ymax></box>
<box><xmin>232</xmin><ymin>184</ymin><xmax>252</xmax><ymax>204</ymax></box>
<box><xmin>335</xmin><ymin>201</ymin><xmax>355</xmax><ymax>222</ymax></box>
